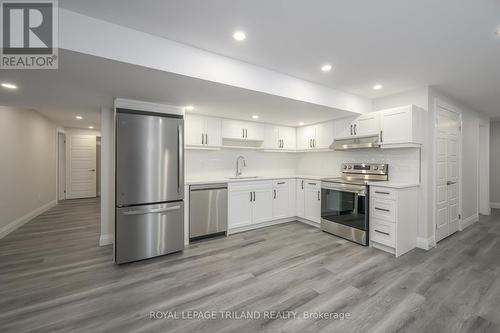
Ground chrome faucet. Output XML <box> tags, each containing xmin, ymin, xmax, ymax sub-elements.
<box><xmin>236</xmin><ymin>156</ymin><xmax>246</xmax><ymax>177</ymax></box>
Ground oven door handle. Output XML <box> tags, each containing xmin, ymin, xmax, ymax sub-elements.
<box><xmin>321</xmin><ymin>185</ymin><xmax>365</xmax><ymax>195</ymax></box>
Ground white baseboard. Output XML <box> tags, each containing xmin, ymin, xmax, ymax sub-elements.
<box><xmin>99</xmin><ymin>233</ymin><xmax>114</xmax><ymax>246</ymax></box>
<box><xmin>416</xmin><ymin>236</ymin><xmax>436</xmax><ymax>250</ymax></box>
<box><xmin>296</xmin><ymin>217</ymin><xmax>321</xmax><ymax>228</ymax></box>
<box><xmin>462</xmin><ymin>214</ymin><xmax>479</xmax><ymax>230</ymax></box>
<box><xmin>0</xmin><ymin>200</ymin><xmax>57</xmax><ymax>239</ymax></box>
<box><xmin>490</xmin><ymin>202</ymin><xmax>500</xmax><ymax>209</ymax></box>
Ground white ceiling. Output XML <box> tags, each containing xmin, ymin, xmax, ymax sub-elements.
<box><xmin>0</xmin><ymin>50</ymin><xmax>355</xmax><ymax>129</ymax></box>
<box><xmin>61</xmin><ymin>0</ymin><xmax>500</xmax><ymax>116</ymax></box>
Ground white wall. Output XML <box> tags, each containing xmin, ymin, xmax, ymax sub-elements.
<box><xmin>490</xmin><ymin>121</ymin><xmax>500</xmax><ymax>206</ymax></box>
<box><xmin>99</xmin><ymin>108</ymin><xmax>114</xmax><ymax>246</ymax></box>
<box><xmin>0</xmin><ymin>106</ymin><xmax>58</xmax><ymax>238</ymax></box>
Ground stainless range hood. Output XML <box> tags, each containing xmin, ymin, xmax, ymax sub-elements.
<box><xmin>330</xmin><ymin>134</ymin><xmax>380</xmax><ymax>151</ymax></box>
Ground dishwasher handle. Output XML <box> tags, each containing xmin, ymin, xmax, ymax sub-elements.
<box><xmin>190</xmin><ymin>184</ymin><xmax>228</xmax><ymax>191</ymax></box>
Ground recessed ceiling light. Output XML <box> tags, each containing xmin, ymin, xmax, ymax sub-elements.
<box><xmin>298</xmin><ymin>122</ymin><xmax>305</xmax><ymax>126</ymax></box>
<box><xmin>185</xmin><ymin>105</ymin><xmax>194</xmax><ymax>111</ymax></box>
<box><xmin>76</xmin><ymin>115</ymin><xmax>83</xmax><ymax>120</ymax></box>
<box><xmin>321</xmin><ymin>64</ymin><xmax>332</xmax><ymax>72</ymax></box>
<box><xmin>373</xmin><ymin>84</ymin><xmax>383</xmax><ymax>90</ymax></box>
<box><xmin>1</xmin><ymin>82</ymin><xmax>17</xmax><ymax>89</ymax></box>
<box><xmin>233</xmin><ymin>30</ymin><xmax>246</xmax><ymax>41</ymax></box>
<box><xmin>88</xmin><ymin>126</ymin><xmax>94</xmax><ymax>129</ymax></box>
<box><xmin>252</xmin><ymin>115</ymin><xmax>259</xmax><ymax>119</ymax></box>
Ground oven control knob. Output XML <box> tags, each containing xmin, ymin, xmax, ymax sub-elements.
<box><xmin>347</xmin><ymin>165</ymin><xmax>352</xmax><ymax>169</ymax></box>
<box><xmin>343</xmin><ymin>165</ymin><xmax>347</xmax><ymax>169</ymax></box>
<box><xmin>374</xmin><ymin>166</ymin><xmax>378</xmax><ymax>170</ymax></box>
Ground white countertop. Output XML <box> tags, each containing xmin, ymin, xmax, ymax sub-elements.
<box><xmin>185</xmin><ymin>174</ymin><xmax>336</xmax><ymax>185</ymax></box>
<box><xmin>367</xmin><ymin>181</ymin><xmax>420</xmax><ymax>189</ymax></box>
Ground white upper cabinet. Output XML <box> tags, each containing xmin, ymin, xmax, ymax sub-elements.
<box><xmin>334</xmin><ymin>113</ymin><xmax>379</xmax><ymax>139</ymax></box>
<box><xmin>264</xmin><ymin>125</ymin><xmax>297</xmax><ymax>150</ymax></box>
<box><xmin>222</xmin><ymin>119</ymin><xmax>265</xmax><ymax>141</ymax></box>
<box><xmin>334</xmin><ymin>116</ymin><xmax>357</xmax><ymax>138</ymax></box>
<box><xmin>355</xmin><ymin>113</ymin><xmax>380</xmax><ymax>136</ymax></box>
<box><xmin>379</xmin><ymin>105</ymin><xmax>425</xmax><ymax>145</ymax></box>
<box><xmin>297</xmin><ymin>121</ymin><xmax>334</xmax><ymax>150</ymax></box>
<box><xmin>185</xmin><ymin>114</ymin><xmax>221</xmax><ymax>147</ymax></box>
<box><xmin>314</xmin><ymin>121</ymin><xmax>335</xmax><ymax>149</ymax></box>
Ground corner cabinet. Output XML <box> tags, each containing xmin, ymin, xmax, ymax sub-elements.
<box><xmin>185</xmin><ymin>114</ymin><xmax>221</xmax><ymax>147</ymax></box>
<box><xmin>379</xmin><ymin>105</ymin><xmax>425</xmax><ymax>145</ymax></box>
<box><xmin>297</xmin><ymin>122</ymin><xmax>334</xmax><ymax>150</ymax></box>
<box><xmin>264</xmin><ymin>125</ymin><xmax>297</xmax><ymax>150</ymax></box>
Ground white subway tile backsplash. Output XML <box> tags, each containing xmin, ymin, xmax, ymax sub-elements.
<box><xmin>186</xmin><ymin>148</ymin><xmax>420</xmax><ymax>184</ymax></box>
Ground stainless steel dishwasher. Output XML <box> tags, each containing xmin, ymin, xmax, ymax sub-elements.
<box><xmin>189</xmin><ymin>184</ymin><xmax>228</xmax><ymax>241</ymax></box>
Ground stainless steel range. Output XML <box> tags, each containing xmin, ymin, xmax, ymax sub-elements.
<box><xmin>321</xmin><ymin>163</ymin><xmax>389</xmax><ymax>246</ymax></box>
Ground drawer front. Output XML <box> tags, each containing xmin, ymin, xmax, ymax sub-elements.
<box><xmin>229</xmin><ymin>180</ymin><xmax>273</xmax><ymax>192</ymax></box>
<box><xmin>371</xmin><ymin>197</ymin><xmax>396</xmax><ymax>222</ymax></box>
<box><xmin>371</xmin><ymin>187</ymin><xmax>396</xmax><ymax>200</ymax></box>
<box><xmin>273</xmin><ymin>179</ymin><xmax>290</xmax><ymax>188</ymax></box>
<box><xmin>304</xmin><ymin>179</ymin><xmax>321</xmax><ymax>189</ymax></box>
<box><xmin>370</xmin><ymin>219</ymin><xmax>396</xmax><ymax>247</ymax></box>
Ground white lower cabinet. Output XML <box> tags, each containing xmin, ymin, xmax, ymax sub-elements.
<box><xmin>295</xmin><ymin>179</ymin><xmax>321</xmax><ymax>223</ymax></box>
<box><xmin>296</xmin><ymin>179</ymin><xmax>306</xmax><ymax>219</ymax></box>
<box><xmin>369</xmin><ymin>185</ymin><xmax>418</xmax><ymax>257</ymax></box>
<box><xmin>228</xmin><ymin>181</ymin><xmax>273</xmax><ymax>229</ymax></box>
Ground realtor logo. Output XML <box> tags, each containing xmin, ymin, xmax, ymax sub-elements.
<box><xmin>1</xmin><ymin>0</ymin><xmax>58</xmax><ymax>69</ymax></box>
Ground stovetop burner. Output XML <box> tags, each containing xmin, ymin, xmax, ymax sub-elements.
<box><xmin>321</xmin><ymin>163</ymin><xmax>389</xmax><ymax>185</ymax></box>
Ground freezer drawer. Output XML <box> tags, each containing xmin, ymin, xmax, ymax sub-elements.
<box><xmin>115</xmin><ymin>201</ymin><xmax>184</xmax><ymax>264</ymax></box>
<box><xmin>189</xmin><ymin>184</ymin><xmax>228</xmax><ymax>240</ymax></box>
<box><xmin>116</xmin><ymin>111</ymin><xmax>184</xmax><ymax>206</ymax></box>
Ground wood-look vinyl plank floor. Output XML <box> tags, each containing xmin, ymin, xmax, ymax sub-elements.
<box><xmin>1</xmin><ymin>198</ymin><xmax>500</xmax><ymax>333</ymax></box>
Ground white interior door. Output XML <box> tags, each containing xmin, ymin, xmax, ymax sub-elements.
<box><xmin>66</xmin><ymin>135</ymin><xmax>97</xmax><ymax>199</ymax></box>
<box><xmin>435</xmin><ymin>106</ymin><xmax>461</xmax><ymax>242</ymax></box>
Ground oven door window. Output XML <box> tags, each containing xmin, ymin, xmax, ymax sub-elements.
<box><xmin>321</xmin><ymin>189</ymin><xmax>367</xmax><ymax>231</ymax></box>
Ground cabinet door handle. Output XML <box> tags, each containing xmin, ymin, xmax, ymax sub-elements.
<box><xmin>354</xmin><ymin>124</ymin><xmax>357</xmax><ymax>135</ymax></box>
<box><xmin>242</xmin><ymin>128</ymin><xmax>245</xmax><ymax>138</ymax></box>
<box><xmin>317</xmin><ymin>190</ymin><xmax>320</xmax><ymax>201</ymax></box>
<box><xmin>201</xmin><ymin>133</ymin><xmax>205</xmax><ymax>145</ymax></box>
<box><xmin>375</xmin><ymin>191</ymin><xmax>390</xmax><ymax>195</ymax></box>
<box><xmin>313</xmin><ymin>139</ymin><xmax>316</xmax><ymax>148</ymax></box>
<box><xmin>375</xmin><ymin>229</ymin><xmax>390</xmax><ymax>236</ymax></box>
<box><xmin>253</xmin><ymin>192</ymin><xmax>255</xmax><ymax>201</ymax></box>
<box><xmin>277</xmin><ymin>181</ymin><xmax>285</xmax><ymax>185</ymax></box>
<box><xmin>274</xmin><ymin>189</ymin><xmax>276</xmax><ymax>199</ymax></box>
<box><xmin>301</xmin><ymin>180</ymin><xmax>304</xmax><ymax>189</ymax></box>
<box><xmin>245</xmin><ymin>129</ymin><xmax>248</xmax><ymax>138</ymax></box>
<box><xmin>375</xmin><ymin>207</ymin><xmax>390</xmax><ymax>212</ymax></box>
<box><xmin>350</xmin><ymin>125</ymin><xmax>353</xmax><ymax>136</ymax></box>
<box><xmin>250</xmin><ymin>192</ymin><xmax>252</xmax><ymax>202</ymax></box>
<box><xmin>205</xmin><ymin>133</ymin><xmax>208</xmax><ymax>145</ymax></box>
<box><xmin>380</xmin><ymin>130</ymin><xmax>383</xmax><ymax>143</ymax></box>
<box><xmin>308</xmin><ymin>182</ymin><xmax>317</xmax><ymax>186</ymax></box>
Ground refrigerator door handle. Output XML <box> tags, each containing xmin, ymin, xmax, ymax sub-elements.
<box><xmin>178</xmin><ymin>123</ymin><xmax>184</xmax><ymax>194</ymax></box>
<box><xmin>122</xmin><ymin>205</ymin><xmax>182</xmax><ymax>216</ymax></box>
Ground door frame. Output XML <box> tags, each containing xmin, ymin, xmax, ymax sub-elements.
<box><xmin>433</xmin><ymin>99</ymin><xmax>463</xmax><ymax>243</ymax></box>
<box><xmin>56</xmin><ymin>129</ymin><xmax>66</xmax><ymax>202</ymax></box>
<box><xmin>478</xmin><ymin>120</ymin><xmax>490</xmax><ymax>215</ymax></box>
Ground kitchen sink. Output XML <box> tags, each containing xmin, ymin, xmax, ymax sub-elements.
<box><xmin>226</xmin><ymin>176</ymin><xmax>260</xmax><ymax>179</ymax></box>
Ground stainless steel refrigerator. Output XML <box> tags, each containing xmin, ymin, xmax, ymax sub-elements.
<box><xmin>115</xmin><ymin>109</ymin><xmax>184</xmax><ymax>264</ymax></box>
